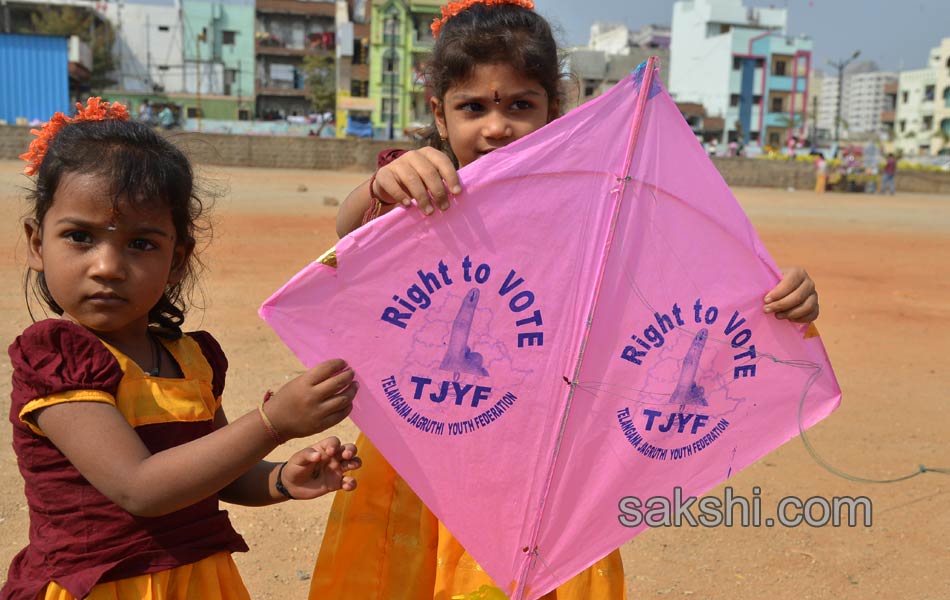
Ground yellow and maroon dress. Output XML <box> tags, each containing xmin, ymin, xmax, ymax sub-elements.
<box><xmin>308</xmin><ymin>150</ymin><xmax>626</xmax><ymax>600</ymax></box>
<box><xmin>3</xmin><ymin>320</ymin><xmax>249</xmax><ymax>600</ymax></box>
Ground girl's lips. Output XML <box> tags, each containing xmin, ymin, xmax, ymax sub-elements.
<box><xmin>87</xmin><ymin>292</ymin><xmax>125</xmax><ymax>303</ymax></box>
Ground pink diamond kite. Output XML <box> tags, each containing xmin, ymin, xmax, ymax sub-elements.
<box><xmin>260</xmin><ymin>58</ymin><xmax>841</xmax><ymax>599</ymax></box>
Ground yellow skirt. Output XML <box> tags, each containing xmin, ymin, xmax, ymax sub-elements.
<box><xmin>310</xmin><ymin>434</ymin><xmax>625</xmax><ymax>599</ymax></box>
<box><xmin>38</xmin><ymin>552</ymin><xmax>250</xmax><ymax>600</ymax></box>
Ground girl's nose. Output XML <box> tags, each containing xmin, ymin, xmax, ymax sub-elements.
<box><xmin>89</xmin><ymin>244</ymin><xmax>127</xmax><ymax>280</ymax></box>
<box><xmin>482</xmin><ymin>112</ymin><xmax>512</xmax><ymax>139</ymax></box>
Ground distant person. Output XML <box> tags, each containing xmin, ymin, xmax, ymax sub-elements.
<box><xmin>158</xmin><ymin>105</ymin><xmax>175</xmax><ymax>130</ymax></box>
<box><xmin>881</xmin><ymin>153</ymin><xmax>897</xmax><ymax>195</ymax></box>
<box><xmin>815</xmin><ymin>153</ymin><xmax>828</xmax><ymax>194</ymax></box>
<box><xmin>137</xmin><ymin>99</ymin><xmax>153</xmax><ymax>125</ymax></box>
<box><xmin>5</xmin><ymin>97</ymin><xmax>362</xmax><ymax>599</ymax></box>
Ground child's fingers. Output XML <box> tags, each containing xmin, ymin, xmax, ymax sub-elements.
<box><xmin>411</xmin><ymin>156</ymin><xmax>452</xmax><ymax>211</ymax></box>
<box><xmin>317</xmin><ymin>404</ymin><xmax>354</xmax><ymax>430</ymax></box>
<box><xmin>776</xmin><ymin>295</ymin><xmax>820</xmax><ymax>323</ymax></box>
<box><xmin>373</xmin><ymin>167</ymin><xmax>409</xmax><ymax>205</ymax></box>
<box><xmin>339</xmin><ymin>443</ymin><xmax>358</xmax><ymax>460</ymax></box>
<box><xmin>764</xmin><ymin>279</ymin><xmax>815</xmax><ymax>315</ymax></box>
<box><xmin>304</xmin><ymin>359</ymin><xmax>351</xmax><ymax>386</ymax></box>
<box><xmin>340</xmin><ymin>476</ymin><xmax>357</xmax><ymax>491</ymax></box>
<box><xmin>424</xmin><ymin>149</ymin><xmax>462</xmax><ymax>196</ymax></box>
<box><xmin>763</xmin><ymin>267</ymin><xmax>808</xmax><ymax>304</ymax></box>
<box><xmin>341</xmin><ymin>457</ymin><xmax>362</xmax><ymax>472</ymax></box>
<box><xmin>392</xmin><ymin>163</ymin><xmax>436</xmax><ymax>215</ymax></box>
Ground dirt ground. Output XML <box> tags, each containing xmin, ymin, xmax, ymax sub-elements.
<box><xmin>0</xmin><ymin>158</ymin><xmax>947</xmax><ymax>599</ymax></box>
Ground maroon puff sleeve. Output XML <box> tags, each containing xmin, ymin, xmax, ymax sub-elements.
<box><xmin>187</xmin><ymin>331</ymin><xmax>228</xmax><ymax>399</ymax></box>
<box><xmin>8</xmin><ymin>320</ymin><xmax>123</xmax><ymax>425</ymax></box>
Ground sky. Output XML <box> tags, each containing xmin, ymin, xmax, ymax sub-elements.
<box><xmin>535</xmin><ymin>0</ymin><xmax>950</xmax><ymax>73</ymax></box>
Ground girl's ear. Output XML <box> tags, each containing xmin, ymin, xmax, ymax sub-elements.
<box><xmin>431</xmin><ymin>97</ymin><xmax>447</xmax><ymax>139</ymax></box>
<box><xmin>24</xmin><ymin>219</ymin><xmax>44</xmax><ymax>273</ymax></box>
<box><xmin>547</xmin><ymin>96</ymin><xmax>561</xmax><ymax>123</ymax></box>
<box><xmin>167</xmin><ymin>238</ymin><xmax>195</xmax><ymax>285</ymax></box>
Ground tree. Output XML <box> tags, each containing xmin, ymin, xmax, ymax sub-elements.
<box><xmin>303</xmin><ymin>53</ymin><xmax>336</xmax><ymax>114</ymax></box>
<box><xmin>24</xmin><ymin>5</ymin><xmax>117</xmax><ymax>92</ymax></box>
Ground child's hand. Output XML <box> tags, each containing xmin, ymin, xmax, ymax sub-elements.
<box><xmin>372</xmin><ymin>147</ymin><xmax>461</xmax><ymax>216</ymax></box>
<box><xmin>267</xmin><ymin>359</ymin><xmax>358</xmax><ymax>440</ymax></box>
<box><xmin>278</xmin><ymin>437</ymin><xmax>361</xmax><ymax>499</ymax></box>
<box><xmin>764</xmin><ymin>266</ymin><xmax>820</xmax><ymax>323</ymax></box>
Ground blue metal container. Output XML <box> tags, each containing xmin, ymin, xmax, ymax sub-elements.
<box><xmin>0</xmin><ymin>33</ymin><xmax>70</xmax><ymax>124</ymax></box>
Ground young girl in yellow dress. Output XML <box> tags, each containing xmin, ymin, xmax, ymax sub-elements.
<box><xmin>3</xmin><ymin>98</ymin><xmax>362</xmax><ymax>600</ymax></box>
<box><xmin>314</xmin><ymin>2</ymin><xmax>821</xmax><ymax>598</ymax></box>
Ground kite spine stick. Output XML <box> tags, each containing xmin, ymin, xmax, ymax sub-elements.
<box><xmin>511</xmin><ymin>56</ymin><xmax>659</xmax><ymax>600</ymax></box>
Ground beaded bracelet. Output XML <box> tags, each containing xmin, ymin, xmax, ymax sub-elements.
<box><xmin>257</xmin><ymin>391</ymin><xmax>283</xmax><ymax>445</ymax></box>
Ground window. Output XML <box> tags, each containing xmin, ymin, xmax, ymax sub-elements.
<box><xmin>382</xmin><ymin>97</ymin><xmax>400</xmax><ymax>117</ymax></box>
<box><xmin>925</xmin><ymin>85</ymin><xmax>935</xmax><ymax>101</ymax></box>
<box><xmin>733</xmin><ymin>57</ymin><xmax>742</xmax><ymax>70</ymax></box>
<box><xmin>351</xmin><ymin>80</ymin><xmax>368</xmax><ymax>97</ymax></box>
<box><xmin>730</xmin><ymin>94</ymin><xmax>739</xmax><ymax>107</ymax></box>
<box><xmin>186</xmin><ymin>107</ymin><xmax>202</xmax><ymax>118</ymax></box>
<box><xmin>238</xmin><ymin>109</ymin><xmax>250</xmax><ymax>121</ymax></box>
<box><xmin>158</xmin><ymin>65</ymin><xmax>170</xmax><ymax>71</ymax></box>
<box><xmin>222</xmin><ymin>30</ymin><xmax>237</xmax><ymax>45</ymax></box>
<box><xmin>899</xmin><ymin>120</ymin><xmax>906</xmax><ymax>133</ymax></box>
<box><xmin>584</xmin><ymin>86</ymin><xmax>595</xmax><ymax>97</ymax></box>
<box><xmin>383</xmin><ymin>49</ymin><xmax>399</xmax><ymax>74</ymax></box>
<box><xmin>768</xmin><ymin>132</ymin><xmax>780</xmax><ymax>146</ymax></box>
<box><xmin>922</xmin><ymin>115</ymin><xmax>933</xmax><ymax>130</ymax></box>
<box><xmin>771</xmin><ymin>96</ymin><xmax>783</xmax><ymax>112</ymax></box>
<box><xmin>752</xmin><ymin>95</ymin><xmax>762</xmax><ymax>104</ymax></box>
<box><xmin>902</xmin><ymin>91</ymin><xmax>909</xmax><ymax>103</ymax></box>
<box><xmin>352</xmin><ymin>38</ymin><xmax>369</xmax><ymax>65</ymax></box>
<box><xmin>773</xmin><ymin>60</ymin><xmax>786</xmax><ymax>76</ymax></box>
<box><xmin>158</xmin><ymin>25</ymin><xmax>170</xmax><ymax>32</ymax></box>
<box><xmin>944</xmin><ymin>86</ymin><xmax>950</xmax><ymax>108</ymax></box>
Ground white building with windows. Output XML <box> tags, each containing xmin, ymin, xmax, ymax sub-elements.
<box><xmin>670</xmin><ymin>0</ymin><xmax>812</xmax><ymax>148</ymax></box>
<box><xmin>895</xmin><ymin>68</ymin><xmax>937</xmax><ymax>156</ymax></box>
<box><xmin>893</xmin><ymin>37</ymin><xmax>950</xmax><ymax>156</ymax></box>
<box><xmin>933</xmin><ymin>37</ymin><xmax>950</xmax><ymax>154</ymax></box>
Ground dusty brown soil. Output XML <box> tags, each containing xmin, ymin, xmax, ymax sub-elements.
<box><xmin>0</xmin><ymin>159</ymin><xmax>947</xmax><ymax>599</ymax></box>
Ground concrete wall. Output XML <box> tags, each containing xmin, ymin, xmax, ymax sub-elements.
<box><xmin>3</xmin><ymin>125</ymin><xmax>949</xmax><ymax>192</ymax></box>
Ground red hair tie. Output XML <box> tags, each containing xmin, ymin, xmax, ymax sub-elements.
<box><xmin>431</xmin><ymin>0</ymin><xmax>535</xmax><ymax>39</ymax></box>
<box><xmin>20</xmin><ymin>97</ymin><xmax>130</xmax><ymax>176</ymax></box>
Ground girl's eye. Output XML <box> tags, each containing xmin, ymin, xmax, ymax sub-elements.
<box><xmin>129</xmin><ymin>239</ymin><xmax>157</xmax><ymax>251</ymax></box>
<box><xmin>64</xmin><ymin>231</ymin><xmax>93</xmax><ymax>244</ymax></box>
<box><xmin>460</xmin><ymin>102</ymin><xmax>484</xmax><ymax>113</ymax></box>
<box><xmin>512</xmin><ymin>100</ymin><xmax>534</xmax><ymax>111</ymax></box>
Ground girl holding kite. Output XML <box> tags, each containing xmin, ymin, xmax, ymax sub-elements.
<box><xmin>3</xmin><ymin>99</ymin><xmax>362</xmax><ymax>600</ymax></box>
<box><xmin>319</xmin><ymin>1</ymin><xmax>820</xmax><ymax>598</ymax></box>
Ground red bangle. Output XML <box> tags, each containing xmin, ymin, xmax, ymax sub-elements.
<box><xmin>368</xmin><ymin>171</ymin><xmax>396</xmax><ymax>205</ymax></box>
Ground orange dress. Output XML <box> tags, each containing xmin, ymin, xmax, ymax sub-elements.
<box><xmin>309</xmin><ymin>434</ymin><xmax>625</xmax><ymax>599</ymax></box>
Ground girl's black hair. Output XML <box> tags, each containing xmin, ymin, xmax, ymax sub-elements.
<box><xmin>422</xmin><ymin>3</ymin><xmax>562</xmax><ymax>163</ymax></box>
<box><xmin>25</xmin><ymin>118</ymin><xmax>206</xmax><ymax>338</ymax></box>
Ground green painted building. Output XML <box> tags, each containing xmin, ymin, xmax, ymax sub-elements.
<box><xmin>370</xmin><ymin>0</ymin><xmax>445</xmax><ymax>139</ymax></box>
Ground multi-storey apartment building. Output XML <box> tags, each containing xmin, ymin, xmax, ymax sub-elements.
<box><xmin>669</xmin><ymin>0</ymin><xmax>812</xmax><ymax>149</ymax></box>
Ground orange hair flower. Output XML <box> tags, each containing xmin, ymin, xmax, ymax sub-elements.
<box><xmin>430</xmin><ymin>0</ymin><xmax>535</xmax><ymax>39</ymax></box>
<box><xmin>20</xmin><ymin>97</ymin><xmax>130</xmax><ymax>176</ymax></box>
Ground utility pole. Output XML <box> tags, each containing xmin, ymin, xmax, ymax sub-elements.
<box><xmin>387</xmin><ymin>12</ymin><xmax>398</xmax><ymax>140</ymax></box>
<box><xmin>196</xmin><ymin>32</ymin><xmax>202</xmax><ymax>131</ymax></box>
<box><xmin>828</xmin><ymin>50</ymin><xmax>860</xmax><ymax>157</ymax></box>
